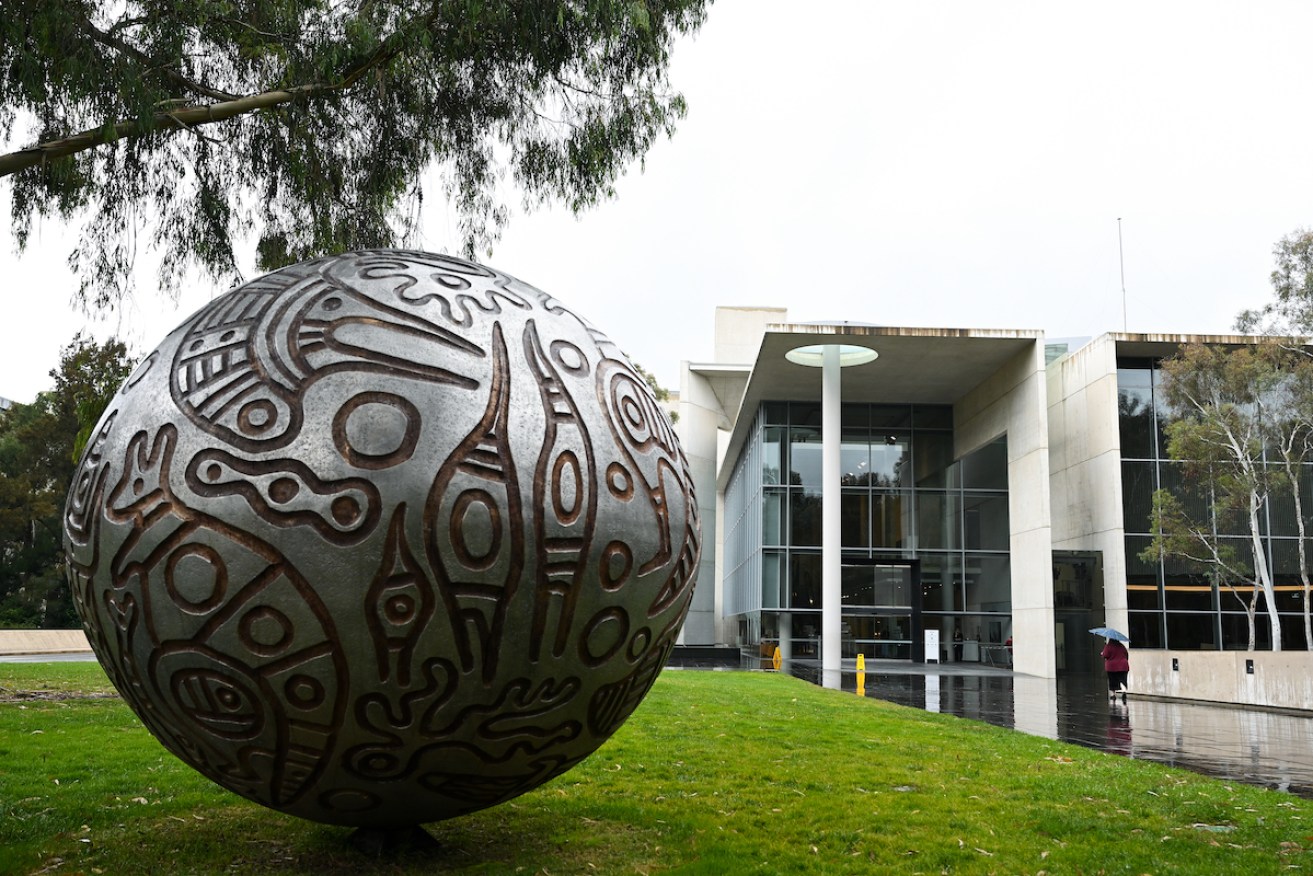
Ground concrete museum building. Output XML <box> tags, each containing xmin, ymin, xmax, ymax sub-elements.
<box><xmin>674</xmin><ymin>307</ymin><xmax>1312</xmax><ymax>687</ymax></box>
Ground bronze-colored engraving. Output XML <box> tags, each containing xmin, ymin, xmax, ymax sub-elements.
<box><xmin>424</xmin><ymin>322</ymin><xmax>524</xmax><ymax>685</ymax></box>
<box><xmin>65</xmin><ymin>410</ymin><xmax>116</xmax><ymax>551</ymax></box>
<box><xmin>525</xmin><ymin>319</ymin><xmax>596</xmax><ymax>661</ymax></box>
<box><xmin>186</xmin><ymin>448</ymin><xmax>381</xmax><ymax>544</ymax></box>
<box><xmin>332</xmin><ymin>391</ymin><xmax>421</xmax><ymax>469</ymax></box>
<box><xmin>99</xmin><ymin>426</ymin><xmax>347</xmax><ymax>810</ymax></box>
<box><xmin>365</xmin><ymin>505</ymin><xmax>435</xmax><ymax>686</ymax></box>
<box><xmin>171</xmin><ymin>269</ymin><xmax>481</xmax><ymax>454</ymax></box>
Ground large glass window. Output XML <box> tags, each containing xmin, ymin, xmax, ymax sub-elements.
<box><xmin>871</xmin><ymin>492</ymin><xmax>910</xmax><ymax>549</ymax></box>
<box><xmin>913</xmin><ymin>432</ymin><xmax>954</xmax><ymax>488</ymax></box>
<box><xmin>841</xmin><ymin>566</ymin><xmax>875</xmax><ymax>606</ymax></box>
<box><xmin>917</xmin><ymin>493</ymin><xmax>960</xmax><ymax>550</ymax></box>
<box><xmin>790</xmin><ymin>428</ymin><xmax>822</xmax><ymax>487</ymax></box>
<box><xmin>1120</xmin><ymin>461</ymin><xmax>1155</xmax><ymax>534</ymax></box>
<box><xmin>841</xmin><ymin>492</ymin><xmax>870</xmax><ymax>548</ymax></box>
<box><xmin>1266</xmin><ymin>466</ymin><xmax>1313</xmax><ymax>537</ymax></box>
<box><xmin>1128</xmin><ymin>611</ymin><xmax>1164</xmax><ymax>648</ymax></box>
<box><xmin>961</xmin><ymin>440</ymin><xmax>1008</xmax><ymax>490</ymax></box>
<box><xmin>763</xmin><ymin>427</ymin><xmax>785</xmax><ymax>485</ymax></box>
<box><xmin>1163</xmin><ymin>574</ymin><xmax>1216</xmax><ymax>612</ymax></box>
<box><xmin>722</xmin><ymin>401</ymin><xmax>1010</xmax><ymax>660</ymax></box>
<box><xmin>790</xmin><ymin>490</ymin><xmax>822</xmax><ymax>546</ymax></box>
<box><xmin>920</xmin><ymin>553</ymin><xmax>962</xmax><ymax>611</ymax></box>
<box><xmin>789</xmin><ymin>553</ymin><xmax>821</xmax><ymax>609</ymax></box>
<box><xmin>763</xmin><ymin>490</ymin><xmax>784</xmax><ymax>546</ymax></box>
<box><xmin>841</xmin><ymin>432</ymin><xmax>871</xmax><ymax>486</ymax></box>
<box><xmin>872</xmin><ymin>565</ymin><xmax>912</xmax><ymax>606</ymax></box>
<box><xmin>762</xmin><ymin>552</ymin><xmax>783</xmax><ymax>609</ymax></box>
<box><xmin>842</xmin><ymin>564</ymin><xmax>914</xmax><ymax>608</ymax></box>
<box><xmin>869</xmin><ymin>433</ymin><xmax>910</xmax><ymax>487</ymax></box>
<box><xmin>1117</xmin><ymin>357</ymin><xmax>1310</xmax><ymax>651</ymax></box>
<box><xmin>1220</xmin><ymin>614</ymin><xmax>1269</xmax><ymax>650</ymax></box>
<box><xmin>963</xmin><ymin>493</ymin><xmax>1009</xmax><ymax>551</ymax></box>
<box><xmin>1117</xmin><ymin>366</ymin><xmax>1155</xmax><ymax>459</ymax></box>
<box><xmin>1124</xmin><ymin>535</ymin><xmax>1162</xmax><ymax>609</ymax></box>
<box><xmin>1157</xmin><ymin>462</ymin><xmax>1211</xmax><ymax>524</ymax></box>
<box><xmin>964</xmin><ymin>555</ymin><xmax>1010</xmax><ymax>612</ymax></box>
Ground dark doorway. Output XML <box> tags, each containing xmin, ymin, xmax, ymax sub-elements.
<box><xmin>1053</xmin><ymin>551</ymin><xmax>1104</xmax><ymax>676</ymax></box>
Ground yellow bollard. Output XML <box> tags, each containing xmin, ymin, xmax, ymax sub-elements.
<box><xmin>856</xmin><ymin>653</ymin><xmax>866</xmax><ymax>696</ymax></box>
<box><xmin>771</xmin><ymin>645</ymin><xmax>782</xmax><ymax>671</ymax></box>
<box><xmin>856</xmin><ymin>654</ymin><xmax>866</xmax><ymax>672</ymax></box>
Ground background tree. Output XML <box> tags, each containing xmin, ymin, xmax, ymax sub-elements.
<box><xmin>630</xmin><ymin>359</ymin><xmax>677</xmax><ymax>422</ymax></box>
<box><xmin>0</xmin><ymin>0</ymin><xmax>710</xmax><ymax>309</ymax></box>
<box><xmin>0</xmin><ymin>335</ymin><xmax>132</xmax><ymax>627</ymax></box>
<box><xmin>1235</xmin><ymin>228</ymin><xmax>1313</xmax><ymax>334</ymax></box>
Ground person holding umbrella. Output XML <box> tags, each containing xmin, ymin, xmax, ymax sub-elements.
<box><xmin>1091</xmin><ymin>627</ymin><xmax>1130</xmax><ymax>704</ymax></box>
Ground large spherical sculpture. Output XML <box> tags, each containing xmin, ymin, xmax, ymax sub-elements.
<box><xmin>62</xmin><ymin>250</ymin><xmax>699</xmax><ymax>828</ymax></box>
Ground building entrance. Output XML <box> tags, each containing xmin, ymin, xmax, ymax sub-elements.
<box><xmin>1053</xmin><ymin>551</ymin><xmax>1104</xmax><ymax>676</ymax></box>
<box><xmin>840</xmin><ymin>559</ymin><xmax>923</xmax><ymax>662</ymax></box>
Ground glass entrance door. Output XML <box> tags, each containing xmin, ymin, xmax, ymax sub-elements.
<box><xmin>841</xmin><ymin>560</ymin><xmax>923</xmax><ymax>661</ymax></box>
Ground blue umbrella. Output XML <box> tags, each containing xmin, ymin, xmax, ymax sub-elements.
<box><xmin>1090</xmin><ymin>626</ymin><xmax>1129</xmax><ymax>643</ymax></box>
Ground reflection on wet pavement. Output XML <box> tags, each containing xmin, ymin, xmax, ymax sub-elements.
<box><xmin>791</xmin><ymin>661</ymin><xmax>1313</xmax><ymax>799</ymax></box>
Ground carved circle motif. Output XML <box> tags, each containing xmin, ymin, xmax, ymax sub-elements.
<box><xmin>63</xmin><ymin>250</ymin><xmax>700</xmax><ymax>828</ymax></box>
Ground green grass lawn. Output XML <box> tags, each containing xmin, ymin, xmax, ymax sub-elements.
<box><xmin>2</xmin><ymin>663</ymin><xmax>1311</xmax><ymax>874</ymax></box>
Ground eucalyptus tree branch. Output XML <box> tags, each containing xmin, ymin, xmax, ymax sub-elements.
<box><xmin>0</xmin><ymin>87</ymin><xmax>323</xmax><ymax>177</ymax></box>
<box><xmin>106</xmin><ymin>15</ymin><xmax>150</xmax><ymax>36</ymax></box>
<box><xmin>77</xmin><ymin>17</ymin><xmax>241</xmax><ymax>102</ymax></box>
<box><xmin>0</xmin><ymin>19</ymin><xmax>413</xmax><ymax>179</ymax></box>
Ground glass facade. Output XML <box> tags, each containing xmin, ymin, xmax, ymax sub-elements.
<box><xmin>1117</xmin><ymin>358</ymin><xmax>1312</xmax><ymax>649</ymax></box>
<box><xmin>724</xmin><ymin>401</ymin><xmax>1011</xmax><ymax>663</ymax></box>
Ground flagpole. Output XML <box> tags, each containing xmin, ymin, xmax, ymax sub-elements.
<box><xmin>1118</xmin><ymin>217</ymin><xmax>1127</xmax><ymax>332</ymax></box>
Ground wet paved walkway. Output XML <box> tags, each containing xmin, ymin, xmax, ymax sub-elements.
<box><xmin>789</xmin><ymin>659</ymin><xmax>1313</xmax><ymax>799</ymax></box>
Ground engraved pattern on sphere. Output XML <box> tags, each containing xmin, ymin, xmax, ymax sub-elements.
<box><xmin>63</xmin><ymin>250</ymin><xmax>700</xmax><ymax>827</ymax></box>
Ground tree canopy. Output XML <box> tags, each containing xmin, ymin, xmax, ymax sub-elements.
<box><xmin>1235</xmin><ymin>228</ymin><xmax>1313</xmax><ymax>335</ymax></box>
<box><xmin>0</xmin><ymin>335</ymin><xmax>132</xmax><ymax>627</ymax></box>
<box><xmin>0</xmin><ymin>0</ymin><xmax>710</xmax><ymax>309</ymax></box>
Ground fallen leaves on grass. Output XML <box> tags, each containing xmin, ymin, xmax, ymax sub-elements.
<box><xmin>0</xmin><ymin>688</ymin><xmax>119</xmax><ymax>703</ymax></box>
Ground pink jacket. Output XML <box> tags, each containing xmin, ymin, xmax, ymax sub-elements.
<box><xmin>1101</xmin><ymin>641</ymin><xmax>1130</xmax><ymax>673</ymax></box>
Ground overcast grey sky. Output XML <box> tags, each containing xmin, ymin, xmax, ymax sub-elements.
<box><xmin>6</xmin><ymin>0</ymin><xmax>1313</xmax><ymax>403</ymax></box>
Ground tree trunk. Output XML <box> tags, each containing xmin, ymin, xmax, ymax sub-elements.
<box><xmin>1246</xmin><ymin>583</ymin><xmax>1259</xmax><ymax>651</ymax></box>
<box><xmin>1249</xmin><ymin>491</ymin><xmax>1283</xmax><ymax>650</ymax></box>
<box><xmin>1288</xmin><ymin>463</ymin><xmax>1313</xmax><ymax>650</ymax></box>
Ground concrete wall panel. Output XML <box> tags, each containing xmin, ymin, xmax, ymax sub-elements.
<box><xmin>957</xmin><ymin>341</ymin><xmax>1056</xmax><ymax>677</ymax></box>
<box><xmin>1134</xmin><ymin>650</ymin><xmax>1313</xmax><ymax>712</ymax></box>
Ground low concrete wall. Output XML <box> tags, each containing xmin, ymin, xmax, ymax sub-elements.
<box><xmin>1133</xmin><ymin>650</ymin><xmax>1313</xmax><ymax>713</ymax></box>
<box><xmin>0</xmin><ymin>629</ymin><xmax>90</xmax><ymax>655</ymax></box>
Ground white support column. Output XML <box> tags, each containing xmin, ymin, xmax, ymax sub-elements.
<box><xmin>821</xmin><ymin>345</ymin><xmax>842</xmax><ymax>689</ymax></box>
<box><xmin>784</xmin><ymin>340</ymin><xmax>876</xmax><ymax>688</ymax></box>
